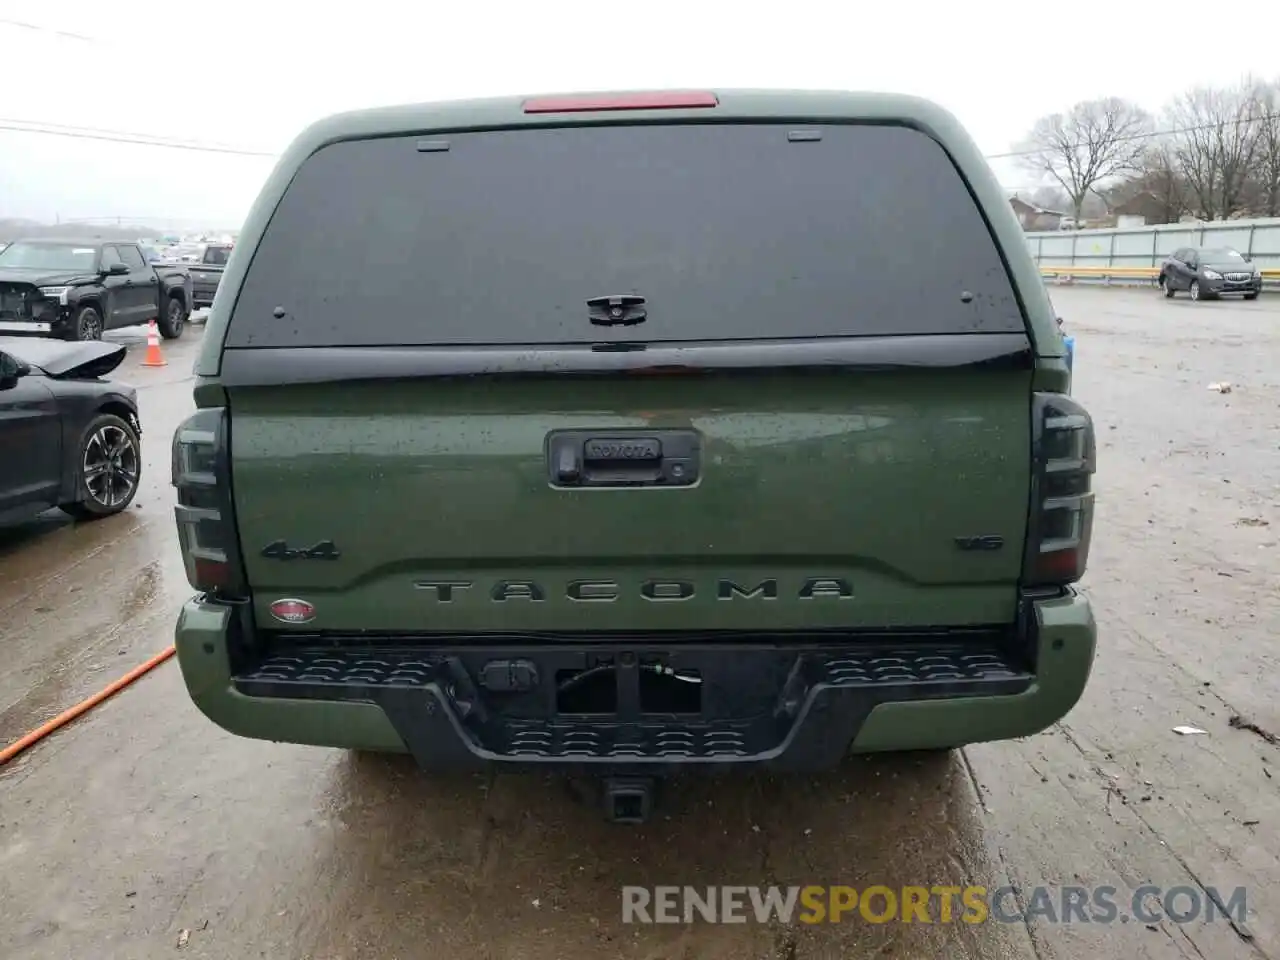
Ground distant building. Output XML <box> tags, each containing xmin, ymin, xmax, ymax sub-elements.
<box><xmin>1107</xmin><ymin>190</ymin><xmax>1185</xmax><ymax>227</ymax></box>
<box><xmin>1008</xmin><ymin>195</ymin><xmax>1067</xmax><ymax>231</ymax></box>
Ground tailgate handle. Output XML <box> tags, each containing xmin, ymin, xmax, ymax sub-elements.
<box><xmin>547</xmin><ymin>429</ymin><xmax>700</xmax><ymax>488</ymax></box>
<box><xmin>555</xmin><ymin>445</ymin><xmax>580</xmax><ymax>482</ymax></box>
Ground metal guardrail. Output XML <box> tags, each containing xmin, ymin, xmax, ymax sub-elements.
<box><xmin>1024</xmin><ymin>217</ymin><xmax>1280</xmax><ymax>274</ymax></box>
<box><xmin>1039</xmin><ymin>265</ymin><xmax>1279</xmax><ymax>289</ymax></box>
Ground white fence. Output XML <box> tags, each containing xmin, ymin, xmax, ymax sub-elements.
<box><xmin>1024</xmin><ymin>217</ymin><xmax>1280</xmax><ymax>273</ymax></box>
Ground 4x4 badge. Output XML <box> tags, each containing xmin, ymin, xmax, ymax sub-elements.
<box><xmin>954</xmin><ymin>535</ymin><xmax>1004</xmax><ymax>551</ymax></box>
<box><xmin>260</xmin><ymin>539</ymin><xmax>341</xmax><ymax>561</ymax></box>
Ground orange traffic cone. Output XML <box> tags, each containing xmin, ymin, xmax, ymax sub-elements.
<box><xmin>141</xmin><ymin>317</ymin><xmax>167</xmax><ymax>367</ymax></box>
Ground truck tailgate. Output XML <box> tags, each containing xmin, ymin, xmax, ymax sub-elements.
<box><xmin>228</xmin><ymin>361</ymin><xmax>1031</xmax><ymax>632</ymax></box>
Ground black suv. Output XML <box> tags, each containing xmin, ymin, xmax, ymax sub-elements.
<box><xmin>1159</xmin><ymin>246</ymin><xmax>1263</xmax><ymax>301</ymax></box>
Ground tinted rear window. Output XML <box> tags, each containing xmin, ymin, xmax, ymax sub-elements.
<box><xmin>228</xmin><ymin>123</ymin><xmax>1024</xmax><ymax>348</ymax></box>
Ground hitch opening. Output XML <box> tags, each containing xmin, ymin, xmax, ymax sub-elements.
<box><xmin>604</xmin><ymin>777</ymin><xmax>655</xmax><ymax>824</ymax></box>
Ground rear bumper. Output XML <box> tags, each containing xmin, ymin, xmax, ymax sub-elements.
<box><xmin>191</xmin><ymin>278</ymin><xmax>220</xmax><ymax>306</ymax></box>
<box><xmin>175</xmin><ymin>590</ymin><xmax>1096</xmax><ymax>769</ymax></box>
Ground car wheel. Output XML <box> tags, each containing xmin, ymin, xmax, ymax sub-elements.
<box><xmin>68</xmin><ymin>305</ymin><xmax>104</xmax><ymax>340</ymax></box>
<box><xmin>1244</xmin><ymin>292</ymin><xmax>1259</xmax><ymax>301</ymax></box>
<box><xmin>59</xmin><ymin>413</ymin><xmax>142</xmax><ymax>520</ymax></box>
<box><xmin>158</xmin><ymin>296</ymin><xmax>186</xmax><ymax>339</ymax></box>
<box><xmin>1189</xmin><ymin>280</ymin><xmax>1202</xmax><ymax>301</ymax></box>
<box><xmin>1161</xmin><ymin>275</ymin><xmax>1175</xmax><ymax>298</ymax></box>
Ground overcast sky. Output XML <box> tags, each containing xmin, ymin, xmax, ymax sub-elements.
<box><xmin>2</xmin><ymin>0</ymin><xmax>1276</xmax><ymax>229</ymax></box>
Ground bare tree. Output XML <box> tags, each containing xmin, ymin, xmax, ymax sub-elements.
<box><xmin>1166</xmin><ymin>83</ymin><xmax>1260</xmax><ymax>220</ymax></box>
<box><xmin>1246</xmin><ymin>79</ymin><xmax>1280</xmax><ymax>216</ymax></box>
<box><xmin>1144</xmin><ymin>141</ymin><xmax>1190</xmax><ymax>223</ymax></box>
<box><xmin>1017</xmin><ymin>98</ymin><xmax>1154</xmax><ymax>223</ymax></box>
<box><xmin>1106</xmin><ymin>140</ymin><xmax>1187</xmax><ymax>223</ymax></box>
<box><xmin>1028</xmin><ymin>185</ymin><xmax>1070</xmax><ymax>213</ymax></box>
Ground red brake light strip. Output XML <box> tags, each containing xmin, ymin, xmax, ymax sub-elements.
<box><xmin>523</xmin><ymin>91</ymin><xmax>719</xmax><ymax>114</ymax></box>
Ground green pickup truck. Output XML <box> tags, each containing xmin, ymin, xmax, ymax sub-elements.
<box><xmin>172</xmin><ymin>89</ymin><xmax>1096</xmax><ymax>823</ymax></box>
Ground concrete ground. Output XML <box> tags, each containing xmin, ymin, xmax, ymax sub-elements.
<box><xmin>1</xmin><ymin>289</ymin><xmax>1278</xmax><ymax>959</ymax></box>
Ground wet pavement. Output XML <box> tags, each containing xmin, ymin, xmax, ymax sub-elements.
<box><xmin>2</xmin><ymin>290</ymin><xmax>1278</xmax><ymax>959</ymax></box>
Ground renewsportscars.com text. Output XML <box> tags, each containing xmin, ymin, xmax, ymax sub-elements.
<box><xmin>621</xmin><ymin>885</ymin><xmax>1248</xmax><ymax>926</ymax></box>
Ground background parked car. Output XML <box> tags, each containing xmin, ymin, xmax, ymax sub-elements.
<box><xmin>1158</xmin><ymin>247</ymin><xmax>1264</xmax><ymax>301</ymax></box>
<box><xmin>190</xmin><ymin>242</ymin><xmax>233</xmax><ymax>309</ymax></box>
<box><xmin>0</xmin><ymin>239</ymin><xmax>192</xmax><ymax>340</ymax></box>
<box><xmin>0</xmin><ymin>336</ymin><xmax>141</xmax><ymax>524</ymax></box>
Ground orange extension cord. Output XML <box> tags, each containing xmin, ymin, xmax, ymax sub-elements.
<box><xmin>0</xmin><ymin>645</ymin><xmax>176</xmax><ymax>766</ymax></box>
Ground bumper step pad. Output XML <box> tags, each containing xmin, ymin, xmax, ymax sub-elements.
<box><xmin>235</xmin><ymin>641</ymin><xmax>1032</xmax><ymax>772</ymax></box>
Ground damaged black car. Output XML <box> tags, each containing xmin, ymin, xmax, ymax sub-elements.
<box><xmin>0</xmin><ymin>336</ymin><xmax>141</xmax><ymax>524</ymax></box>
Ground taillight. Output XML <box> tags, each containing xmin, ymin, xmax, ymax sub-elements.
<box><xmin>172</xmin><ymin>407</ymin><xmax>246</xmax><ymax>596</ymax></box>
<box><xmin>1024</xmin><ymin>393</ymin><xmax>1095</xmax><ymax>586</ymax></box>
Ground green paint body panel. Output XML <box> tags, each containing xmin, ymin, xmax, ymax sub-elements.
<box><xmin>229</xmin><ymin>370</ymin><xmax>1031</xmax><ymax>632</ymax></box>
<box><xmin>174</xmin><ymin>589</ymin><xmax>1094</xmax><ymax>753</ymax></box>
<box><xmin>851</xmin><ymin>589</ymin><xmax>1095</xmax><ymax>750</ymax></box>
<box><xmin>175</xmin><ymin>601</ymin><xmax>405</xmax><ymax>752</ymax></box>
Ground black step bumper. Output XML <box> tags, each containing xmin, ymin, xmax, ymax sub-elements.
<box><xmin>175</xmin><ymin>591</ymin><xmax>1096</xmax><ymax>770</ymax></box>
<box><xmin>232</xmin><ymin>641</ymin><xmax>1031</xmax><ymax>773</ymax></box>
